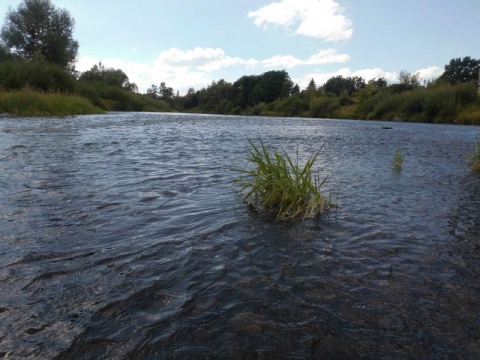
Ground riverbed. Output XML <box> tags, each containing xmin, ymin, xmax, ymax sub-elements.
<box><xmin>1</xmin><ymin>113</ymin><xmax>479</xmax><ymax>359</ymax></box>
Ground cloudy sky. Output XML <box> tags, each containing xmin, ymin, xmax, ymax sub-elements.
<box><xmin>1</xmin><ymin>0</ymin><xmax>479</xmax><ymax>94</ymax></box>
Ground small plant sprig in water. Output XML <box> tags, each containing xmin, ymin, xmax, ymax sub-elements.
<box><xmin>392</xmin><ymin>147</ymin><xmax>404</xmax><ymax>171</ymax></box>
<box><xmin>469</xmin><ymin>138</ymin><xmax>480</xmax><ymax>172</ymax></box>
<box><xmin>233</xmin><ymin>139</ymin><xmax>334</xmax><ymax>221</ymax></box>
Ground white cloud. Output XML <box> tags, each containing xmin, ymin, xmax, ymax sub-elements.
<box><xmin>248</xmin><ymin>0</ymin><xmax>353</xmax><ymax>41</ymax></box>
<box><xmin>77</xmin><ymin>47</ymin><xmax>351</xmax><ymax>94</ymax></box>
<box><xmin>306</xmin><ymin>49</ymin><xmax>350</xmax><ymax>65</ymax></box>
<box><xmin>416</xmin><ymin>66</ymin><xmax>443</xmax><ymax>81</ymax></box>
<box><xmin>261</xmin><ymin>49</ymin><xmax>350</xmax><ymax>68</ymax></box>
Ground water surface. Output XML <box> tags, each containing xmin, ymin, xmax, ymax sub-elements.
<box><xmin>0</xmin><ymin>113</ymin><xmax>479</xmax><ymax>359</ymax></box>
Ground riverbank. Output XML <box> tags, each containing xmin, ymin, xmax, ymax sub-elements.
<box><xmin>0</xmin><ymin>89</ymin><xmax>104</xmax><ymax>116</ymax></box>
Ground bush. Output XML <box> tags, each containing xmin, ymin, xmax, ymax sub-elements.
<box><xmin>0</xmin><ymin>60</ymin><xmax>76</xmax><ymax>93</ymax></box>
<box><xmin>309</xmin><ymin>96</ymin><xmax>340</xmax><ymax>118</ymax></box>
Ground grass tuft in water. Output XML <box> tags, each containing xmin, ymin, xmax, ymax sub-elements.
<box><xmin>469</xmin><ymin>139</ymin><xmax>480</xmax><ymax>172</ymax></box>
<box><xmin>233</xmin><ymin>139</ymin><xmax>334</xmax><ymax>221</ymax></box>
<box><xmin>392</xmin><ymin>147</ymin><xmax>404</xmax><ymax>171</ymax></box>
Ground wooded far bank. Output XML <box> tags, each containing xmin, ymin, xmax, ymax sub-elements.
<box><xmin>1</xmin><ymin>57</ymin><xmax>479</xmax><ymax>125</ymax></box>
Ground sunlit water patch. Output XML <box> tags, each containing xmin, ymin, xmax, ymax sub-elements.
<box><xmin>0</xmin><ymin>113</ymin><xmax>479</xmax><ymax>359</ymax></box>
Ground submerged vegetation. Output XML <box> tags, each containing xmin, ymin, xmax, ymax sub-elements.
<box><xmin>470</xmin><ymin>139</ymin><xmax>480</xmax><ymax>171</ymax></box>
<box><xmin>392</xmin><ymin>148</ymin><xmax>404</xmax><ymax>171</ymax></box>
<box><xmin>233</xmin><ymin>139</ymin><xmax>334</xmax><ymax>221</ymax></box>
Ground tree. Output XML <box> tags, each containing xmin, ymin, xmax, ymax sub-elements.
<box><xmin>398</xmin><ymin>70</ymin><xmax>420</xmax><ymax>86</ymax></box>
<box><xmin>1</xmin><ymin>0</ymin><xmax>79</xmax><ymax>69</ymax></box>
<box><xmin>368</xmin><ymin>77</ymin><xmax>388</xmax><ymax>88</ymax></box>
<box><xmin>323</xmin><ymin>75</ymin><xmax>365</xmax><ymax>96</ymax></box>
<box><xmin>79</xmin><ymin>62</ymin><xmax>137</xmax><ymax>91</ymax></box>
<box><xmin>307</xmin><ymin>78</ymin><xmax>317</xmax><ymax>91</ymax></box>
<box><xmin>159</xmin><ymin>82</ymin><xmax>174</xmax><ymax>100</ymax></box>
<box><xmin>439</xmin><ymin>56</ymin><xmax>480</xmax><ymax>85</ymax></box>
<box><xmin>147</xmin><ymin>84</ymin><xmax>159</xmax><ymax>98</ymax></box>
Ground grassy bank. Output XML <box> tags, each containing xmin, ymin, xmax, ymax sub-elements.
<box><xmin>0</xmin><ymin>89</ymin><xmax>104</xmax><ymax>116</ymax></box>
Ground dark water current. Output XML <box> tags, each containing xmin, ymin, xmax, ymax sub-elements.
<box><xmin>0</xmin><ymin>113</ymin><xmax>479</xmax><ymax>359</ymax></box>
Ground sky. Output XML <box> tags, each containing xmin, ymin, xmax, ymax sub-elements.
<box><xmin>1</xmin><ymin>0</ymin><xmax>479</xmax><ymax>94</ymax></box>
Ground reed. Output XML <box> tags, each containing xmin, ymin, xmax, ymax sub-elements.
<box><xmin>392</xmin><ymin>148</ymin><xmax>403</xmax><ymax>170</ymax></box>
<box><xmin>234</xmin><ymin>139</ymin><xmax>334</xmax><ymax>221</ymax></box>
<box><xmin>470</xmin><ymin>139</ymin><xmax>480</xmax><ymax>172</ymax></box>
<box><xmin>0</xmin><ymin>89</ymin><xmax>104</xmax><ymax>116</ymax></box>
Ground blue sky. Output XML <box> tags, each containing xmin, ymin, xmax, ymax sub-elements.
<box><xmin>1</xmin><ymin>0</ymin><xmax>479</xmax><ymax>94</ymax></box>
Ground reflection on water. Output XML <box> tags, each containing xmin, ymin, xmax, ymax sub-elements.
<box><xmin>0</xmin><ymin>113</ymin><xmax>479</xmax><ymax>359</ymax></box>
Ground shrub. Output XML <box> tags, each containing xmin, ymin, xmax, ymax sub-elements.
<box><xmin>309</xmin><ymin>96</ymin><xmax>340</xmax><ymax>118</ymax></box>
<box><xmin>0</xmin><ymin>60</ymin><xmax>76</xmax><ymax>93</ymax></box>
<box><xmin>233</xmin><ymin>139</ymin><xmax>334</xmax><ymax>221</ymax></box>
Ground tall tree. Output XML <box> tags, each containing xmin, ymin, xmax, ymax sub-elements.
<box><xmin>323</xmin><ymin>75</ymin><xmax>365</xmax><ymax>96</ymax></box>
<box><xmin>440</xmin><ymin>56</ymin><xmax>480</xmax><ymax>85</ymax></box>
<box><xmin>79</xmin><ymin>62</ymin><xmax>137</xmax><ymax>91</ymax></box>
<box><xmin>0</xmin><ymin>0</ymin><xmax>78</xmax><ymax>69</ymax></box>
<box><xmin>398</xmin><ymin>70</ymin><xmax>420</xmax><ymax>86</ymax></box>
<box><xmin>307</xmin><ymin>78</ymin><xmax>317</xmax><ymax>91</ymax></box>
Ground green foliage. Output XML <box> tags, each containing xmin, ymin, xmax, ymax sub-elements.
<box><xmin>232</xmin><ymin>70</ymin><xmax>293</xmax><ymax>108</ymax></box>
<box><xmin>469</xmin><ymin>139</ymin><xmax>480</xmax><ymax>172</ymax></box>
<box><xmin>309</xmin><ymin>96</ymin><xmax>340</xmax><ymax>118</ymax></box>
<box><xmin>0</xmin><ymin>59</ymin><xmax>76</xmax><ymax>92</ymax></box>
<box><xmin>423</xmin><ymin>83</ymin><xmax>478</xmax><ymax>123</ymax></box>
<box><xmin>323</xmin><ymin>75</ymin><xmax>365</xmax><ymax>96</ymax></box>
<box><xmin>392</xmin><ymin>148</ymin><xmax>404</xmax><ymax>170</ymax></box>
<box><xmin>1</xmin><ymin>0</ymin><xmax>78</xmax><ymax>69</ymax></box>
<box><xmin>233</xmin><ymin>139</ymin><xmax>334</xmax><ymax>221</ymax></box>
<box><xmin>398</xmin><ymin>70</ymin><xmax>421</xmax><ymax>86</ymax></box>
<box><xmin>0</xmin><ymin>89</ymin><xmax>103</xmax><ymax>116</ymax></box>
<box><xmin>79</xmin><ymin>62</ymin><xmax>137</xmax><ymax>91</ymax></box>
<box><xmin>440</xmin><ymin>56</ymin><xmax>480</xmax><ymax>85</ymax></box>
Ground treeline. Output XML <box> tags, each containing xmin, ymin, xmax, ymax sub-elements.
<box><xmin>1</xmin><ymin>55</ymin><xmax>480</xmax><ymax>123</ymax></box>
<box><xmin>168</xmin><ymin>59</ymin><xmax>480</xmax><ymax>125</ymax></box>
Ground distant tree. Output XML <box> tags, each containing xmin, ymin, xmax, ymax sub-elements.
<box><xmin>0</xmin><ymin>41</ymin><xmax>16</xmax><ymax>60</ymax></box>
<box><xmin>398</xmin><ymin>70</ymin><xmax>420</xmax><ymax>86</ymax></box>
<box><xmin>124</xmin><ymin>81</ymin><xmax>138</xmax><ymax>93</ymax></box>
<box><xmin>233</xmin><ymin>75</ymin><xmax>260</xmax><ymax>107</ymax></box>
<box><xmin>439</xmin><ymin>56</ymin><xmax>480</xmax><ymax>85</ymax></box>
<box><xmin>323</xmin><ymin>75</ymin><xmax>365</xmax><ymax>96</ymax></box>
<box><xmin>291</xmin><ymin>84</ymin><xmax>300</xmax><ymax>95</ymax></box>
<box><xmin>159</xmin><ymin>82</ymin><xmax>174</xmax><ymax>100</ymax></box>
<box><xmin>79</xmin><ymin>62</ymin><xmax>136</xmax><ymax>91</ymax></box>
<box><xmin>368</xmin><ymin>77</ymin><xmax>388</xmax><ymax>88</ymax></box>
<box><xmin>0</xmin><ymin>0</ymin><xmax>79</xmax><ymax>69</ymax></box>
<box><xmin>307</xmin><ymin>78</ymin><xmax>317</xmax><ymax>91</ymax></box>
<box><xmin>147</xmin><ymin>84</ymin><xmax>159</xmax><ymax>98</ymax></box>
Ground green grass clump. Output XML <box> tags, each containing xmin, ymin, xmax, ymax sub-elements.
<box><xmin>469</xmin><ymin>139</ymin><xmax>480</xmax><ymax>172</ymax></box>
<box><xmin>234</xmin><ymin>139</ymin><xmax>334</xmax><ymax>221</ymax></box>
<box><xmin>0</xmin><ymin>89</ymin><xmax>104</xmax><ymax>116</ymax></box>
<box><xmin>392</xmin><ymin>148</ymin><xmax>404</xmax><ymax>170</ymax></box>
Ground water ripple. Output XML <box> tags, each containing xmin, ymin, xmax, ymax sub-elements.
<box><xmin>0</xmin><ymin>114</ymin><xmax>478</xmax><ymax>358</ymax></box>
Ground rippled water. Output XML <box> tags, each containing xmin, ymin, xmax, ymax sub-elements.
<box><xmin>0</xmin><ymin>113</ymin><xmax>479</xmax><ymax>359</ymax></box>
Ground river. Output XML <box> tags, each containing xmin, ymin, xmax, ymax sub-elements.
<box><xmin>1</xmin><ymin>113</ymin><xmax>479</xmax><ymax>359</ymax></box>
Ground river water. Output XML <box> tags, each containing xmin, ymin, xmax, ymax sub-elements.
<box><xmin>0</xmin><ymin>113</ymin><xmax>479</xmax><ymax>359</ymax></box>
